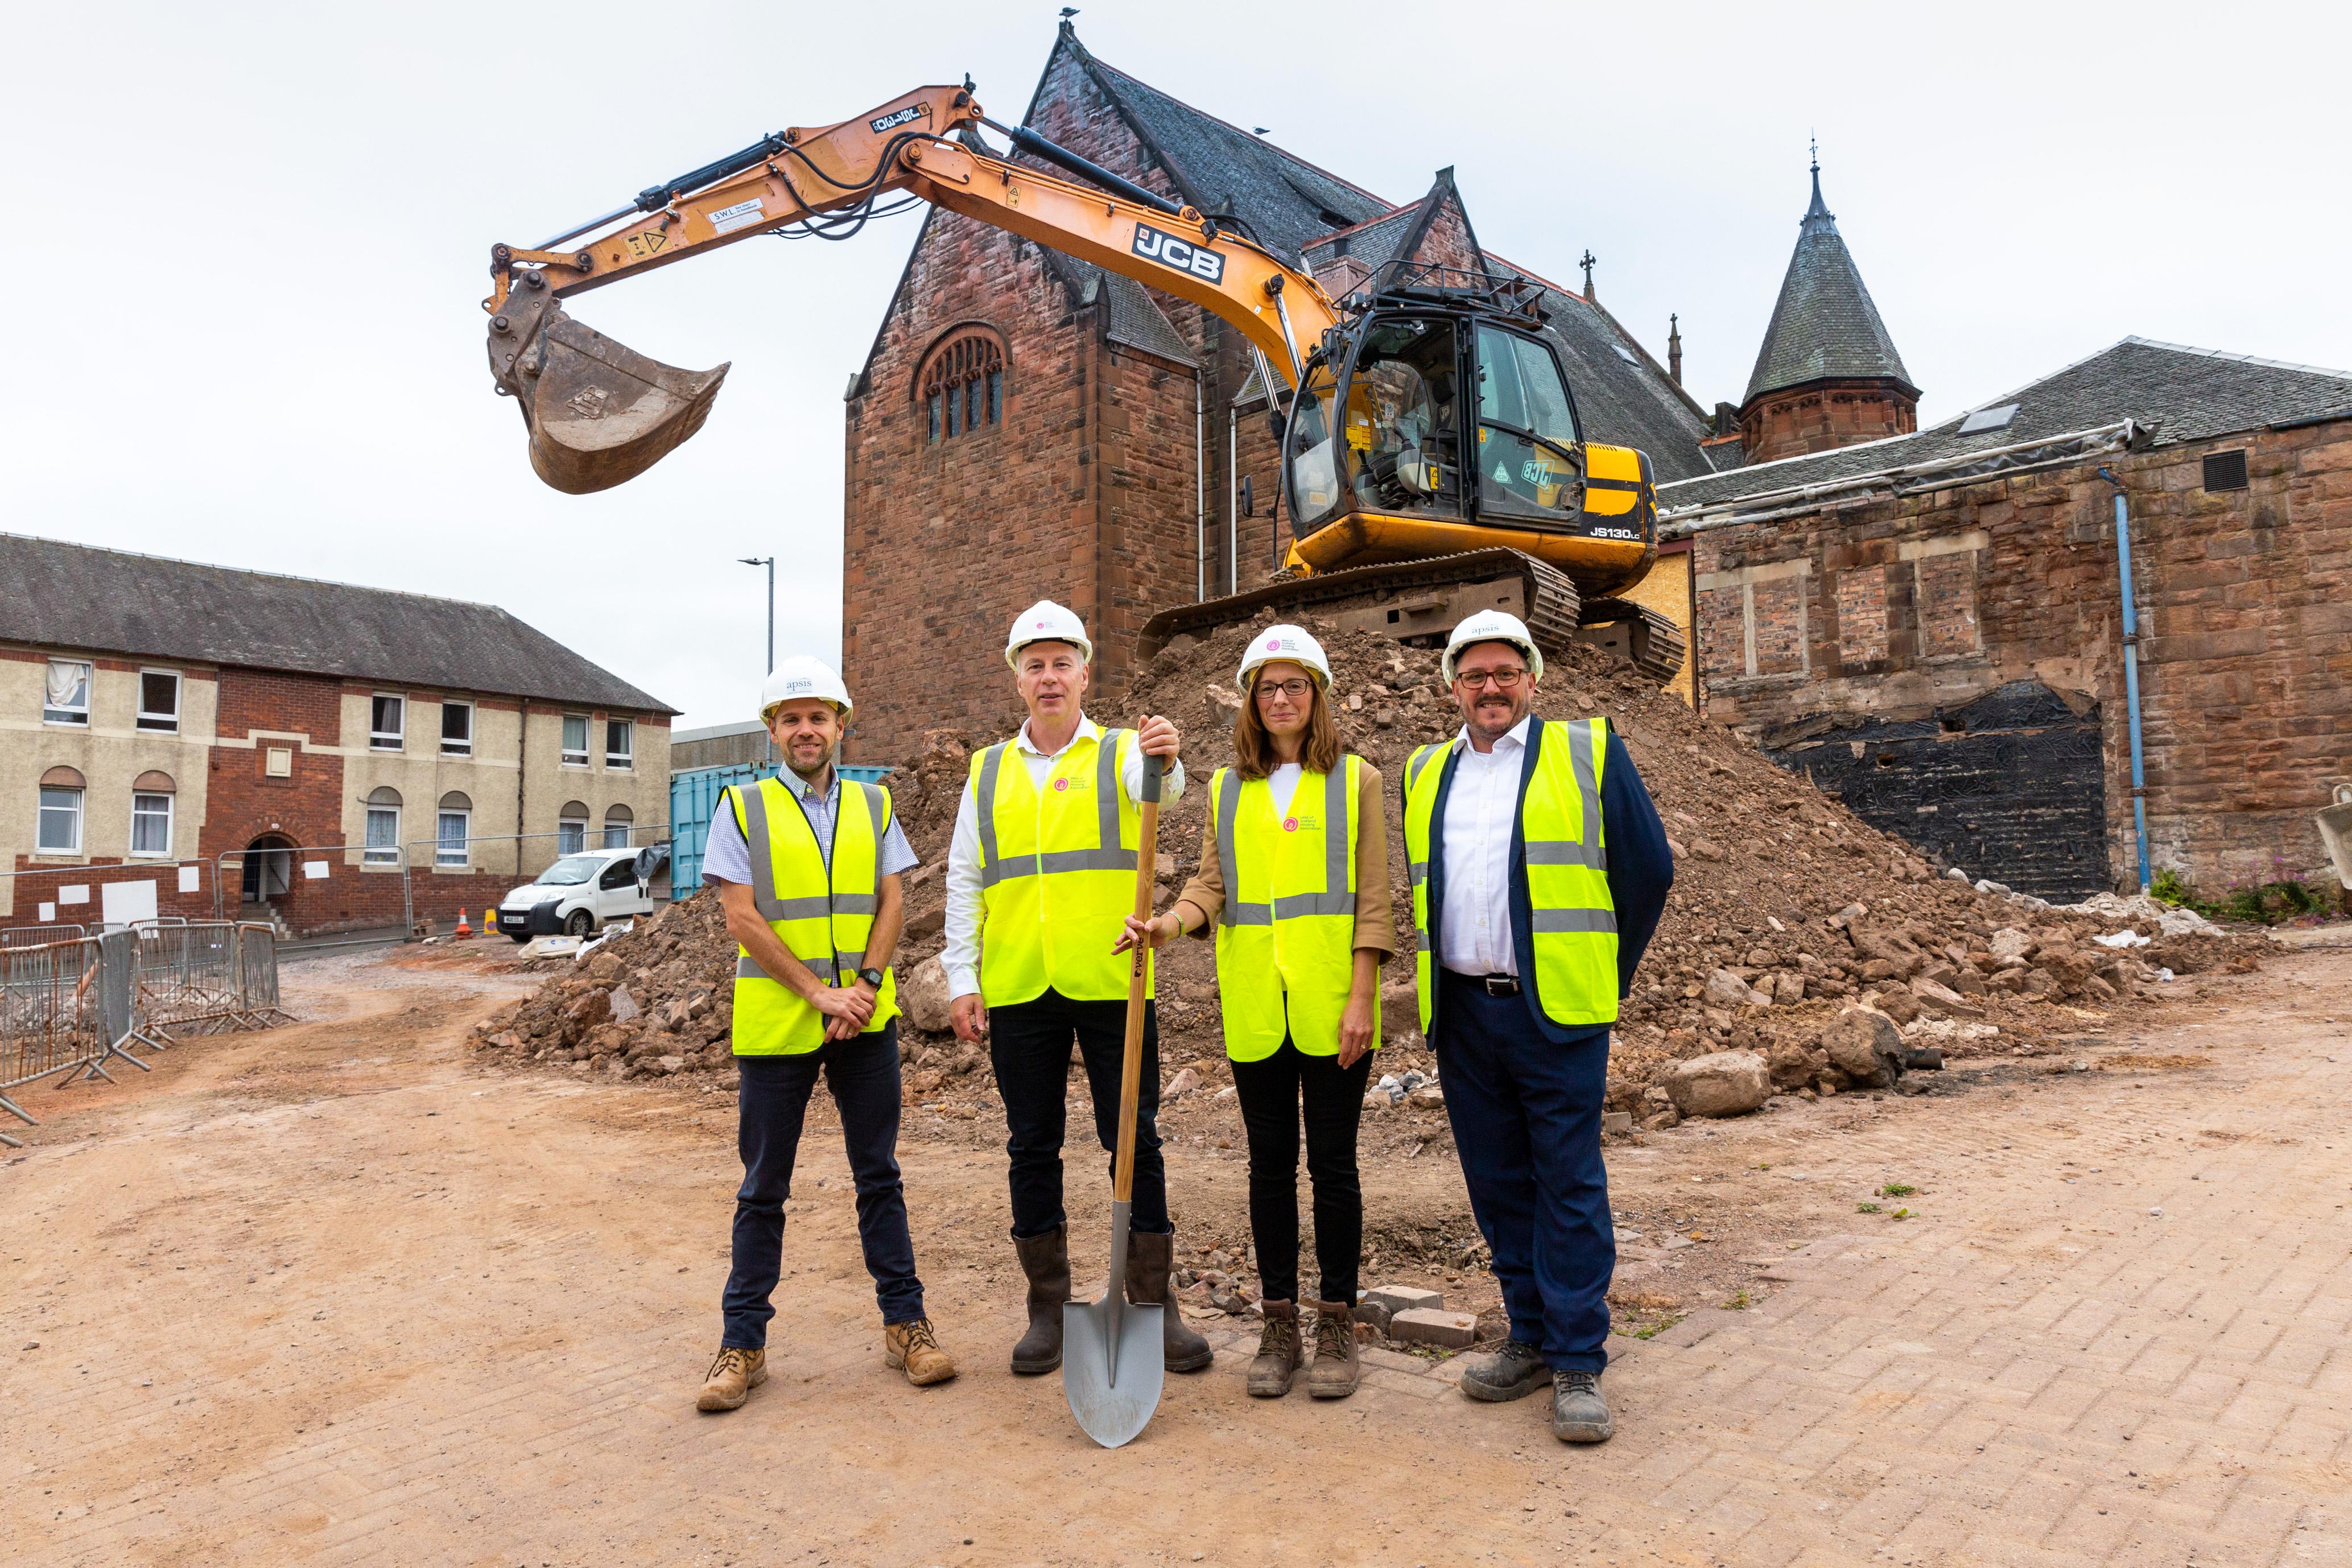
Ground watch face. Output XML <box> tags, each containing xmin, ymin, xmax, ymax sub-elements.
<box><xmin>859</xmin><ymin>968</ymin><xmax>885</xmax><ymax>988</ymax></box>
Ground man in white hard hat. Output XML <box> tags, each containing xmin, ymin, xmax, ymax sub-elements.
<box><xmin>1398</xmin><ymin>610</ymin><xmax>1672</xmax><ymax>1446</ymax></box>
<box><xmin>695</xmin><ymin>655</ymin><xmax>955</xmax><ymax>1414</ymax></box>
<box><xmin>944</xmin><ymin>599</ymin><xmax>1212</xmax><ymax>1379</ymax></box>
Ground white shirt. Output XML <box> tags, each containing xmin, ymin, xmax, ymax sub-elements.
<box><xmin>944</xmin><ymin>715</ymin><xmax>1186</xmax><ymax>998</ymax></box>
<box><xmin>1266</xmin><ymin>762</ymin><xmax>1303</xmax><ymax>818</ymax></box>
<box><xmin>1437</xmin><ymin>715</ymin><xmax>1531</xmax><ymax>976</ymax></box>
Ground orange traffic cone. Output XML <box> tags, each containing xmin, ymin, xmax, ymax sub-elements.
<box><xmin>454</xmin><ymin>909</ymin><xmax>473</xmax><ymax>939</ymax></box>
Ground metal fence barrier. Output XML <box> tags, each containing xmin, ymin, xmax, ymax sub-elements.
<box><xmin>3</xmin><ymin>923</ymin><xmax>86</xmax><ymax>950</ymax></box>
<box><xmin>0</xmin><ymin>923</ymin><xmax>287</xmax><ymax>1147</ymax></box>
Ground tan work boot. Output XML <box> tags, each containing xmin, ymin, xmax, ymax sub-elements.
<box><xmin>884</xmin><ymin>1317</ymin><xmax>959</xmax><ymax>1387</ymax></box>
<box><xmin>1125</xmin><ymin>1231</ymin><xmax>1214</xmax><ymax>1372</ymax></box>
<box><xmin>1305</xmin><ymin>1299</ymin><xmax>1362</xmax><ymax>1399</ymax></box>
<box><xmin>1011</xmin><ymin>1227</ymin><xmax>1071</xmax><ymax>1375</ymax></box>
<box><xmin>696</xmin><ymin>1346</ymin><xmax>767</xmax><ymax>1412</ymax></box>
<box><xmin>1246</xmin><ymin>1299</ymin><xmax>1301</xmax><ymax>1397</ymax></box>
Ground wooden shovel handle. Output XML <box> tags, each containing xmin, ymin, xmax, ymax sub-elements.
<box><xmin>1110</xmin><ymin>748</ymin><xmax>1162</xmax><ymax>1205</ymax></box>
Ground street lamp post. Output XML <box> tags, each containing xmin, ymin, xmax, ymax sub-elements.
<box><xmin>739</xmin><ymin>555</ymin><xmax>775</xmax><ymax>766</ymax></box>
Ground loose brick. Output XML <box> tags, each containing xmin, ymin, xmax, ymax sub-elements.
<box><xmin>1389</xmin><ymin>1308</ymin><xmax>1480</xmax><ymax>1349</ymax></box>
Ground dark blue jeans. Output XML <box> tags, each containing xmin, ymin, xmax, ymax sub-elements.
<box><xmin>989</xmin><ymin>989</ymin><xmax>1170</xmax><ymax>1240</ymax></box>
<box><xmin>1431</xmin><ymin>970</ymin><xmax>1615</xmax><ymax>1372</ymax></box>
<box><xmin>722</xmin><ymin>1022</ymin><xmax>923</xmax><ymax>1349</ymax></box>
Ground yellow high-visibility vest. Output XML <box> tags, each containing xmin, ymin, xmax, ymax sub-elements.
<box><xmin>971</xmin><ymin>726</ymin><xmax>1150</xmax><ymax>1006</ymax></box>
<box><xmin>728</xmin><ymin>774</ymin><xmax>900</xmax><ymax>1055</ymax></box>
<box><xmin>1206</xmin><ymin>757</ymin><xmax>1376</xmax><ymax>1061</ymax></box>
<box><xmin>1402</xmin><ymin>718</ymin><xmax>1617</xmax><ymax>1033</ymax></box>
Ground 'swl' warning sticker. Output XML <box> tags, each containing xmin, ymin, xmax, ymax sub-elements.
<box><xmin>708</xmin><ymin>199</ymin><xmax>766</xmax><ymax>236</ymax></box>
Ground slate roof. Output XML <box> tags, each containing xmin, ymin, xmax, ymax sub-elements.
<box><xmin>1053</xmin><ymin>28</ymin><xmax>1390</xmax><ymax>265</ymax></box>
<box><xmin>1743</xmin><ymin>166</ymin><xmax>1914</xmax><ymax>405</ymax></box>
<box><xmin>0</xmin><ymin>534</ymin><xmax>676</xmax><ymax>713</ymax></box>
<box><xmin>1661</xmin><ymin>337</ymin><xmax>2352</xmax><ymax>513</ymax></box>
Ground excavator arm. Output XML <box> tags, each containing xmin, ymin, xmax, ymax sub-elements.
<box><xmin>486</xmin><ymin>83</ymin><xmax>1339</xmax><ymax>493</ymax></box>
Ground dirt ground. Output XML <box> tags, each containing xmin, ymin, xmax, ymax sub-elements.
<box><xmin>6</xmin><ymin>937</ymin><xmax>2349</xmax><ymax>1566</ymax></box>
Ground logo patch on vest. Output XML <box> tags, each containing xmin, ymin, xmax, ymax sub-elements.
<box><xmin>1282</xmin><ymin>817</ymin><xmax>1298</xmax><ymax>832</ymax></box>
<box><xmin>1054</xmin><ymin>778</ymin><xmax>1068</xmax><ymax>792</ymax></box>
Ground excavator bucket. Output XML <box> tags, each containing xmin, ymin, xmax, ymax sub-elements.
<box><xmin>488</xmin><ymin>283</ymin><xmax>728</xmax><ymax>494</ymax></box>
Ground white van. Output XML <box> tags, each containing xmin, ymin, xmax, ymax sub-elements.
<box><xmin>499</xmin><ymin>848</ymin><xmax>656</xmax><ymax>939</ymax></box>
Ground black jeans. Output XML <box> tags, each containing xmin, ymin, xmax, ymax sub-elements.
<box><xmin>989</xmin><ymin>988</ymin><xmax>1169</xmax><ymax>1240</ymax></box>
<box><xmin>721</xmin><ymin>1022</ymin><xmax>923</xmax><ymax>1349</ymax></box>
<box><xmin>1230</xmin><ymin>1039</ymin><xmax>1372</xmax><ymax>1305</ymax></box>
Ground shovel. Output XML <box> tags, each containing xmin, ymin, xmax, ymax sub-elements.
<box><xmin>1063</xmin><ymin>746</ymin><xmax>1166</xmax><ymax>1449</ymax></box>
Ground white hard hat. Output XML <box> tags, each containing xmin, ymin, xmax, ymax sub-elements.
<box><xmin>1236</xmin><ymin>624</ymin><xmax>1333</xmax><ymax>690</ymax></box>
<box><xmin>1005</xmin><ymin>599</ymin><xmax>1094</xmax><ymax>668</ymax></box>
<box><xmin>1442</xmin><ymin>609</ymin><xmax>1545</xmax><ymax>687</ymax></box>
<box><xmin>760</xmin><ymin>655</ymin><xmax>853</xmax><ymax>720</ymax></box>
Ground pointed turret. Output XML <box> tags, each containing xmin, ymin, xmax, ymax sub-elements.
<box><xmin>1738</xmin><ymin>154</ymin><xmax>1919</xmax><ymax>462</ymax></box>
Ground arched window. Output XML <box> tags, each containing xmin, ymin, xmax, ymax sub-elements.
<box><xmin>558</xmin><ymin>800</ymin><xmax>589</xmax><ymax>856</ymax></box>
<box><xmin>921</xmin><ymin>331</ymin><xmax>1005</xmax><ymax>442</ymax></box>
<box><xmin>365</xmin><ymin>786</ymin><xmax>402</xmax><ymax>865</ymax></box>
<box><xmin>38</xmin><ymin>766</ymin><xmax>86</xmax><ymax>855</ymax></box>
<box><xmin>436</xmin><ymin>791</ymin><xmax>471</xmax><ymax>868</ymax></box>
<box><xmin>130</xmin><ymin>771</ymin><xmax>177</xmax><ymax>858</ymax></box>
<box><xmin>603</xmin><ymin>803</ymin><xmax>634</xmax><ymax>850</ymax></box>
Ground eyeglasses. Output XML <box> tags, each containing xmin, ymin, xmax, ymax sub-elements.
<box><xmin>1454</xmin><ymin>667</ymin><xmax>1528</xmax><ymax>690</ymax></box>
<box><xmin>1255</xmin><ymin>678</ymin><xmax>1314</xmax><ymax>700</ymax></box>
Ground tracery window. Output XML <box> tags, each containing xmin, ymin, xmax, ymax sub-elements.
<box><xmin>922</xmin><ymin>332</ymin><xmax>1005</xmax><ymax>441</ymax></box>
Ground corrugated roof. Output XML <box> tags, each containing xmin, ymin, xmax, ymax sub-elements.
<box><xmin>0</xmin><ymin>534</ymin><xmax>675</xmax><ymax>713</ymax></box>
<box><xmin>1662</xmin><ymin>337</ymin><xmax>2352</xmax><ymax>511</ymax></box>
<box><xmin>1743</xmin><ymin>166</ymin><xmax>1914</xmax><ymax>405</ymax></box>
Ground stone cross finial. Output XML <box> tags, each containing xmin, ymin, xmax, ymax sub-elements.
<box><xmin>1579</xmin><ymin>249</ymin><xmax>1596</xmax><ymax>300</ymax></box>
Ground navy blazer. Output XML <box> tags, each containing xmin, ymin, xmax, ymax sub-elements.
<box><xmin>1417</xmin><ymin>716</ymin><xmax>1674</xmax><ymax>1044</ymax></box>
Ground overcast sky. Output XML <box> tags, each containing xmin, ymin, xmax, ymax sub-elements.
<box><xmin>7</xmin><ymin>2</ymin><xmax>2346</xmax><ymax>734</ymax></box>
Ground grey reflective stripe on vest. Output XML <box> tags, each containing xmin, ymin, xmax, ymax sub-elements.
<box><xmin>738</xmin><ymin>951</ymin><xmax>865</xmax><ymax>983</ymax></box>
<box><xmin>1408</xmin><ymin>860</ymin><xmax>1428</xmax><ymax>888</ymax></box>
<box><xmin>736</xmin><ymin>785</ymin><xmax>787</xmax><ymax>921</ymax></box>
<box><xmin>1219</xmin><ymin>761</ymin><xmax>1352</xmax><ymax>927</ymax></box>
<box><xmin>855</xmin><ymin>778</ymin><xmax>889</xmax><ymax>848</ymax></box>
<box><xmin>831</xmin><ymin>894</ymin><xmax>878</xmax><ymax>916</ymax></box>
<box><xmin>1403</xmin><ymin>744</ymin><xmax>1443</xmax><ymax>798</ymax></box>
<box><xmin>1563</xmin><ymin>720</ymin><xmax>1606</xmax><ymax>873</ymax></box>
<box><xmin>738</xmin><ymin>954</ymin><xmax>770</xmax><ymax>981</ymax></box>
<box><xmin>1524</xmin><ymin>840</ymin><xmax>1607</xmax><ymax>870</ymax></box>
<box><xmin>1532</xmin><ymin>907</ymin><xmax>1617</xmax><ymax>934</ymax></box>
<box><xmin>976</xmin><ymin>731</ymin><xmax>1135</xmax><ymax>889</ymax></box>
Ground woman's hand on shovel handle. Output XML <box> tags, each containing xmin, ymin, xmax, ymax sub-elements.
<box><xmin>1114</xmin><ymin>911</ymin><xmax>1181</xmax><ymax>955</ymax></box>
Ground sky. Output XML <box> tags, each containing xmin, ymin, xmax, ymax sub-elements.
<box><xmin>6</xmin><ymin>2</ymin><xmax>2346</xmax><ymax>733</ymax></box>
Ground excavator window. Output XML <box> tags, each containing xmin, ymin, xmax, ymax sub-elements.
<box><xmin>1473</xmin><ymin>325</ymin><xmax>1582</xmax><ymax>522</ymax></box>
<box><xmin>1338</xmin><ymin>317</ymin><xmax>1463</xmax><ymax>518</ymax></box>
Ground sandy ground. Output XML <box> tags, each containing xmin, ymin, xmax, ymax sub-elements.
<box><xmin>5</xmin><ymin>941</ymin><xmax>2347</xmax><ymax>1566</ymax></box>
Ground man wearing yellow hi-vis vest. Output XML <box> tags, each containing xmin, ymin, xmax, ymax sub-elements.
<box><xmin>944</xmin><ymin>600</ymin><xmax>1212</xmax><ymax>1380</ymax></box>
<box><xmin>1403</xmin><ymin>610</ymin><xmax>1673</xmax><ymax>1447</ymax></box>
<box><xmin>695</xmin><ymin>657</ymin><xmax>955</xmax><ymax>1416</ymax></box>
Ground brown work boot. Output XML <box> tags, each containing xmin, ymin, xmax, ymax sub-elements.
<box><xmin>1305</xmin><ymin>1299</ymin><xmax>1362</xmax><ymax>1399</ymax></box>
<box><xmin>695</xmin><ymin>1346</ymin><xmax>767</xmax><ymax>1412</ymax></box>
<box><xmin>884</xmin><ymin>1317</ymin><xmax>959</xmax><ymax>1387</ymax></box>
<box><xmin>1125</xmin><ymin>1231</ymin><xmax>1214</xmax><ymax>1373</ymax></box>
<box><xmin>1011</xmin><ymin>1226</ymin><xmax>1071</xmax><ymax>1375</ymax></box>
<box><xmin>1245</xmin><ymin>1299</ymin><xmax>1301</xmax><ymax>1397</ymax></box>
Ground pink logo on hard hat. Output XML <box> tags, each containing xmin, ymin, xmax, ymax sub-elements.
<box><xmin>1037</xmin><ymin>620</ymin><xmax>1048</xmax><ymax>628</ymax></box>
<box><xmin>1266</xmin><ymin>637</ymin><xmax>1280</xmax><ymax>650</ymax></box>
<box><xmin>1283</xmin><ymin>818</ymin><xmax>1298</xmax><ymax>832</ymax></box>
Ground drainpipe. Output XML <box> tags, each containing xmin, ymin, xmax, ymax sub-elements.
<box><xmin>2098</xmin><ymin>467</ymin><xmax>2152</xmax><ymax>892</ymax></box>
<box><xmin>1195</xmin><ymin>372</ymin><xmax>1206</xmax><ymax>602</ymax></box>
<box><xmin>1227</xmin><ymin>407</ymin><xmax>1239</xmax><ymax>597</ymax></box>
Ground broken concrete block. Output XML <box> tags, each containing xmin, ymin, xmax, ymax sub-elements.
<box><xmin>1361</xmin><ymin>1285</ymin><xmax>1443</xmax><ymax>1317</ymax></box>
<box><xmin>1389</xmin><ymin>1308</ymin><xmax>1479</xmax><ymax>1349</ymax></box>
<box><xmin>1703</xmin><ymin>968</ymin><xmax>1770</xmax><ymax>1010</ymax></box>
<box><xmin>1820</xmin><ymin>1008</ymin><xmax>1905</xmax><ymax>1088</ymax></box>
<box><xmin>1600</xmin><ymin>1110</ymin><xmax>1634</xmax><ymax>1136</ymax></box>
<box><xmin>1664</xmin><ymin>1050</ymin><xmax>1771</xmax><ymax>1119</ymax></box>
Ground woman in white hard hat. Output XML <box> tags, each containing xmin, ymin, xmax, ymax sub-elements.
<box><xmin>1117</xmin><ymin>624</ymin><xmax>1394</xmax><ymax>1401</ymax></box>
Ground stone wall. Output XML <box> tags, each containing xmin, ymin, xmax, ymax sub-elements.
<box><xmin>1740</xmin><ymin>377</ymin><xmax>1918</xmax><ymax>464</ymax></box>
<box><xmin>1692</xmin><ymin>417</ymin><xmax>2352</xmax><ymax>892</ymax></box>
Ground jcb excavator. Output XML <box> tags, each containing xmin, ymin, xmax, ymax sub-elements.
<box><xmin>483</xmin><ymin>82</ymin><xmax>1683</xmax><ymax>679</ymax></box>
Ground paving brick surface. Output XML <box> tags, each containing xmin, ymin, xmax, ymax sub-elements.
<box><xmin>5</xmin><ymin>950</ymin><xmax>2348</xmax><ymax>1566</ymax></box>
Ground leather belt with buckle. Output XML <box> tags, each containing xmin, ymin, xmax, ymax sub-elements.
<box><xmin>1480</xmin><ymin>974</ymin><xmax>1521</xmax><ymax>997</ymax></box>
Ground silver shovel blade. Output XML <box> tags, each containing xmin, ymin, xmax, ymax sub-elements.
<box><xmin>1062</xmin><ymin>1297</ymin><xmax>1165</xmax><ymax>1449</ymax></box>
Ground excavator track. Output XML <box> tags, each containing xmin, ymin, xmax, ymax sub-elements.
<box><xmin>1138</xmin><ymin>548</ymin><xmax>1685</xmax><ymax>684</ymax></box>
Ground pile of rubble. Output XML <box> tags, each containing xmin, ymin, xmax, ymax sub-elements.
<box><xmin>471</xmin><ymin>612</ymin><xmax>2260</xmax><ymax>1120</ymax></box>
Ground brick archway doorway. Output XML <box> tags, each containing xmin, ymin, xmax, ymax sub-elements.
<box><xmin>241</xmin><ymin>834</ymin><xmax>294</xmax><ymax>904</ymax></box>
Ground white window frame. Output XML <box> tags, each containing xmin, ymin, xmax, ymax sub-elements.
<box><xmin>560</xmin><ymin>713</ymin><xmax>589</xmax><ymax>768</ymax></box>
<box><xmin>44</xmin><ymin>659</ymin><xmax>91</xmax><ymax>727</ymax></box>
<box><xmin>130</xmin><ymin>791</ymin><xmax>174</xmax><ymax>857</ymax></box>
<box><xmin>436</xmin><ymin>808</ymin><xmax>470</xmax><ymax>868</ymax></box>
<box><xmin>558</xmin><ymin>812</ymin><xmax>588</xmax><ymax>856</ymax></box>
<box><xmin>364</xmin><ymin>802</ymin><xmax>402</xmax><ymax>866</ymax></box>
<box><xmin>605</xmin><ymin>717</ymin><xmax>634</xmax><ymax>771</ymax></box>
<box><xmin>440</xmin><ymin>699</ymin><xmax>473</xmax><ymax>757</ymax></box>
<box><xmin>602</xmin><ymin>810</ymin><xmax>633</xmax><ymax>849</ymax></box>
<box><xmin>137</xmin><ymin>669</ymin><xmax>182</xmax><ymax>733</ymax></box>
<box><xmin>371</xmin><ymin>693</ymin><xmax>406</xmax><ymax>750</ymax></box>
<box><xmin>38</xmin><ymin>786</ymin><xmax>84</xmax><ymax>853</ymax></box>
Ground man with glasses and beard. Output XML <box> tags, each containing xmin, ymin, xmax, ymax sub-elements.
<box><xmin>1397</xmin><ymin>610</ymin><xmax>1672</xmax><ymax>1446</ymax></box>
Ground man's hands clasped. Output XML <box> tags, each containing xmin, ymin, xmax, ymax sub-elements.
<box><xmin>816</xmin><ymin>977</ymin><xmax>877</xmax><ymax>1042</ymax></box>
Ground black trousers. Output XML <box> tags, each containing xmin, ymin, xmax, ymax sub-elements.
<box><xmin>1230</xmin><ymin>1039</ymin><xmax>1373</xmax><ymax>1305</ymax></box>
<box><xmin>989</xmin><ymin>988</ymin><xmax>1169</xmax><ymax>1240</ymax></box>
<box><xmin>721</xmin><ymin>1023</ymin><xmax>923</xmax><ymax>1349</ymax></box>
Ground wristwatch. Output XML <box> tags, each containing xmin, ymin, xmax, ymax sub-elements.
<box><xmin>855</xmin><ymin>967</ymin><xmax>886</xmax><ymax>989</ymax></box>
